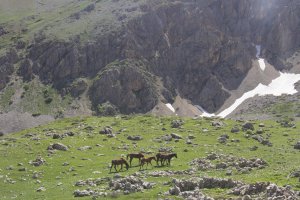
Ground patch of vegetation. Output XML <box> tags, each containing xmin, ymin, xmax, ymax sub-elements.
<box><xmin>97</xmin><ymin>101</ymin><xmax>119</xmax><ymax>116</ymax></box>
<box><xmin>18</xmin><ymin>79</ymin><xmax>72</xmax><ymax>115</ymax></box>
<box><xmin>0</xmin><ymin>86</ymin><xmax>15</xmax><ymax>111</ymax></box>
<box><xmin>0</xmin><ymin>115</ymin><xmax>299</xmax><ymax>199</ymax></box>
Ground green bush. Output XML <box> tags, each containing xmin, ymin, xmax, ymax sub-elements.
<box><xmin>97</xmin><ymin>102</ymin><xmax>119</xmax><ymax>116</ymax></box>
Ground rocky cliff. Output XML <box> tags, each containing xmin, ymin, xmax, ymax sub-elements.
<box><xmin>1</xmin><ymin>0</ymin><xmax>300</xmax><ymax>118</ymax></box>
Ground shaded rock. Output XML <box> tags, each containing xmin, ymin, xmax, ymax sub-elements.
<box><xmin>31</xmin><ymin>156</ymin><xmax>46</xmax><ymax>167</ymax></box>
<box><xmin>90</xmin><ymin>60</ymin><xmax>158</xmax><ymax>114</ymax></box>
<box><xmin>127</xmin><ymin>135</ymin><xmax>143</xmax><ymax>141</ymax></box>
<box><xmin>212</xmin><ymin>121</ymin><xmax>225</xmax><ymax>127</ymax></box>
<box><xmin>48</xmin><ymin>143</ymin><xmax>68</xmax><ymax>151</ymax></box>
<box><xmin>161</xmin><ymin>134</ymin><xmax>172</xmax><ymax>142</ymax></box>
<box><xmin>171</xmin><ymin>133</ymin><xmax>182</xmax><ymax>139</ymax></box>
<box><xmin>294</xmin><ymin>141</ymin><xmax>300</xmax><ymax>150</ymax></box>
<box><xmin>242</xmin><ymin>122</ymin><xmax>254</xmax><ymax>131</ymax></box>
<box><xmin>100</xmin><ymin>126</ymin><xmax>113</xmax><ymax>135</ymax></box>
<box><xmin>77</xmin><ymin>146</ymin><xmax>92</xmax><ymax>151</ymax></box>
<box><xmin>171</xmin><ymin>120</ymin><xmax>184</xmax><ymax>128</ymax></box>
<box><xmin>36</xmin><ymin>187</ymin><xmax>46</xmax><ymax>192</ymax></box>
<box><xmin>231</xmin><ymin>126</ymin><xmax>240</xmax><ymax>133</ymax></box>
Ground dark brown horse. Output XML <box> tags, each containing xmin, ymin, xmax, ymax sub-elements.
<box><xmin>156</xmin><ymin>153</ymin><xmax>177</xmax><ymax>166</ymax></box>
<box><xmin>126</xmin><ymin>153</ymin><xmax>144</xmax><ymax>166</ymax></box>
<box><xmin>110</xmin><ymin>158</ymin><xmax>129</xmax><ymax>172</ymax></box>
<box><xmin>139</xmin><ymin>156</ymin><xmax>156</xmax><ymax>169</ymax></box>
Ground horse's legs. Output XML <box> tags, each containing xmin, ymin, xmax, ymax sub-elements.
<box><xmin>110</xmin><ymin>163</ymin><xmax>113</xmax><ymax>172</ymax></box>
<box><xmin>114</xmin><ymin>164</ymin><xmax>117</xmax><ymax>172</ymax></box>
<box><xmin>129</xmin><ymin>157</ymin><xmax>133</xmax><ymax>166</ymax></box>
<box><xmin>120</xmin><ymin>163</ymin><xmax>123</xmax><ymax>171</ymax></box>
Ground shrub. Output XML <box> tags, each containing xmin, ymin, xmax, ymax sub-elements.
<box><xmin>97</xmin><ymin>102</ymin><xmax>119</xmax><ymax>116</ymax></box>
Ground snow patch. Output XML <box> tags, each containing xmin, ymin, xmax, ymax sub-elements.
<box><xmin>196</xmin><ymin>105</ymin><xmax>216</xmax><ymax>117</ymax></box>
<box><xmin>218</xmin><ymin>72</ymin><xmax>300</xmax><ymax>118</ymax></box>
<box><xmin>258</xmin><ymin>58</ymin><xmax>266</xmax><ymax>71</ymax></box>
<box><xmin>165</xmin><ymin>103</ymin><xmax>175</xmax><ymax>113</ymax></box>
<box><xmin>256</xmin><ymin>45</ymin><xmax>261</xmax><ymax>58</ymax></box>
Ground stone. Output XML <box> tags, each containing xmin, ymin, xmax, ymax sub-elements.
<box><xmin>31</xmin><ymin>156</ymin><xmax>46</xmax><ymax>167</ymax></box>
<box><xmin>242</xmin><ymin>122</ymin><xmax>254</xmax><ymax>131</ymax></box>
<box><xmin>231</xmin><ymin>126</ymin><xmax>240</xmax><ymax>133</ymax></box>
<box><xmin>212</xmin><ymin>121</ymin><xmax>225</xmax><ymax>127</ymax></box>
<box><xmin>36</xmin><ymin>187</ymin><xmax>46</xmax><ymax>192</ymax></box>
<box><xmin>171</xmin><ymin>133</ymin><xmax>183</xmax><ymax>139</ymax></box>
<box><xmin>77</xmin><ymin>146</ymin><xmax>92</xmax><ymax>151</ymax></box>
<box><xmin>48</xmin><ymin>143</ymin><xmax>68</xmax><ymax>151</ymax></box>
<box><xmin>171</xmin><ymin>120</ymin><xmax>184</xmax><ymax>128</ymax></box>
<box><xmin>294</xmin><ymin>141</ymin><xmax>300</xmax><ymax>150</ymax></box>
<box><xmin>127</xmin><ymin>135</ymin><xmax>143</xmax><ymax>141</ymax></box>
<box><xmin>99</xmin><ymin>126</ymin><xmax>113</xmax><ymax>135</ymax></box>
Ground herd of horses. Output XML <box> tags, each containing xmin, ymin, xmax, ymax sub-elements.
<box><xmin>110</xmin><ymin>152</ymin><xmax>177</xmax><ymax>172</ymax></box>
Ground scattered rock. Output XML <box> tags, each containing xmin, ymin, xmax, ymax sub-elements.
<box><xmin>231</xmin><ymin>126</ymin><xmax>240</xmax><ymax>133</ymax></box>
<box><xmin>100</xmin><ymin>126</ymin><xmax>113</xmax><ymax>135</ymax></box>
<box><xmin>171</xmin><ymin>120</ymin><xmax>184</xmax><ymax>128</ymax></box>
<box><xmin>294</xmin><ymin>141</ymin><xmax>300</xmax><ymax>150</ymax></box>
<box><xmin>290</xmin><ymin>170</ymin><xmax>300</xmax><ymax>178</ymax></box>
<box><xmin>48</xmin><ymin>143</ymin><xmax>68</xmax><ymax>151</ymax></box>
<box><xmin>258</xmin><ymin>123</ymin><xmax>265</xmax><ymax>127</ymax></box>
<box><xmin>218</xmin><ymin>135</ymin><xmax>229</xmax><ymax>144</ymax></box>
<box><xmin>77</xmin><ymin>146</ymin><xmax>92</xmax><ymax>151</ymax></box>
<box><xmin>127</xmin><ymin>135</ymin><xmax>143</xmax><ymax>141</ymax></box>
<box><xmin>109</xmin><ymin>176</ymin><xmax>155</xmax><ymax>194</ymax></box>
<box><xmin>171</xmin><ymin>133</ymin><xmax>182</xmax><ymax>139</ymax></box>
<box><xmin>212</xmin><ymin>121</ymin><xmax>225</xmax><ymax>127</ymax></box>
<box><xmin>161</xmin><ymin>134</ymin><xmax>172</xmax><ymax>142</ymax></box>
<box><xmin>36</xmin><ymin>187</ymin><xmax>46</xmax><ymax>192</ymax></box>
<box><xmin>30</xmin><ymin>156</ymin><xmax>46</xmax><ymax>167</ymax></box>
<box><xmin>242</xmin><ymin>122</ymin><xmax>254</xmax><ymax>131</ymax></box>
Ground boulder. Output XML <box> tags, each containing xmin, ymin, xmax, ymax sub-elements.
<box><xmin>294</xmin><ymin>141</ymin><xmax>300</xmax><ymax>150</ymax></box>
<box><xmin>48</xmin><ymin>143</ymin><xmax>68</xmax><ymax>151</ymax></box>
<box><xmin>242</xmin><ymin>122</ymin><xmax>254</xmax><ymax>131</ymax></box>
<box><xmin>171</xmin><ymin>120</ymin><xmax>184</xmax><ymax>128</ymax></box>
<box><xmin>99</xmin><ymin>126</ymin><xmax>113</xmax><ymax>135</ymax></box>
<box><xmin>171</xmin><ymin>133</ymin><xmax>183</xmax><ymax>139</ymax></box>
<box><xmin>127</xmin><ymin>135</ymin><xmax>143</xmax><ymax>141</ymax></box>
<box><xmin>231</xmin><ymin>126</ymin><xmax>240</xmax><ymax>133</ymax></box>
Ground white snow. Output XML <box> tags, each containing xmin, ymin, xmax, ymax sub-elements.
<box><xmin>256</xmin><ymin>45</ymin><xmax>261</xmax><ymax>58</ymax></box>
<box><xmin>165</xmin><ymin>103</ymin><xmax>175</xmax><ymax>113</ymax></box>
<box><xmin>218</xmin><ymin>72</ymin><xmax>300</xmax><ymax>118</ymax></box>
<box><xmin>258</xmin><ymin>58</ymin><xmax>266</xmax><ymax>71</ymax></box>
<box><xmin>256</xmin><ymin>45</ymin><xmax>266</xmax><ymax>71</ymax></box>
<box><xmin>196</xmin><ymin>105</ymin><xmax>216</xmax><ymax>117</ymax></box>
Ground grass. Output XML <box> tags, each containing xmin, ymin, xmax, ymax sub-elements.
<box><xmin>0</xmin><ymin>115</ymin><xmax>300</xmax><ymax>199</ymax></box>
<box><xmin>0</xmin><ymin>78</ymin><xmax>72</xmax><ymax>115</ymax></box>
<box><xmin>0</xmin><ymin>86</ymin><xmax>15</xmax><ymax>111</ymax></box>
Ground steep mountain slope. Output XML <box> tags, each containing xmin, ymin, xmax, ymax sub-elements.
<box><xmin>1</xmin><ymin>0</ymin><xmax>300</xmax><ymax>133</ymax></box>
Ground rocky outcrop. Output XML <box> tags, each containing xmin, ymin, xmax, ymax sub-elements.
<box><xmin>0</xmin><ymin>49</ymin><xmax>18</xmax><ymax>90</ymax></box>
<box><xmin>89</xmin><ymin>60</ymin><xmax>158</xmax><ymax>114</ymax></box>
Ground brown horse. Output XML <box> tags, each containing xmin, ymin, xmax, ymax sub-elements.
<box><xmin>139</xmin><ymin>156</ymin><xmax>156</xmax><ymax>170</ymax></box>
<box><xmin>156</xmin><ymin>153</ymin><xmax>177</xmax><ymax>166</ymax></box>
<box><xmin>110</xmin><ymin>158</ymin><xmax>129</xmax><ymax>172</ymax></box>
<box><xmin>126</xmin><ymin>153</ymin><xmax>144</xmax><ymax>166</ymax></box>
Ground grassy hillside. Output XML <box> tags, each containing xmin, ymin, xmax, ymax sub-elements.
<box><xmin>1</xmin><ymin>115</ymin><xmax>299</xmax><ymax>199</ymax></box>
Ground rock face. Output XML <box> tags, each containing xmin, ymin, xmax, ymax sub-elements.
<box><xmin>90</xmin><ymin>60</ymin><xmax>158</xmax><ymax>114</ymax></box>
<box><xmin>0</xmin><ymin>49</ymin><xmax>18</xmax><ymax>90</ymax></box>
<box><xmin>4</xmin><ymin>0</ymin><xmax>300</xmax><ymax>114</ymax></box>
